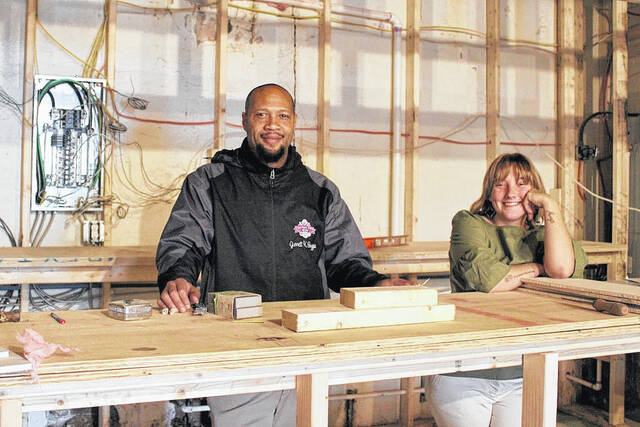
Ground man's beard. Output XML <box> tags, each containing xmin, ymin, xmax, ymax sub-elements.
<box><xmin>256</xmin><ymin>144</ymin><xmax>286</xmax><ymax>164</ymax></box>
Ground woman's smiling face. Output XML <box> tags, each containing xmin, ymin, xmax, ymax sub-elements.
<box><xmin>490</xmin><ymin>168</ymin><xmax>532</xmax><ymax>226</ymax></box>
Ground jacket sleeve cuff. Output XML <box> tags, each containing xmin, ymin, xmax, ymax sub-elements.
<box><xmin>156</xmin><ymin>247</ymin><xmax>203</xmax><ymax>293</ymax></box>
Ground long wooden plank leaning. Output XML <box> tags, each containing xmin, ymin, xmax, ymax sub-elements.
<box><xmin>521</xmin><ymin>278</ymin><xmax>640</xmax><ymax>311</ymax></box>
<box><xmin>340</xmin><ymin>286</ymin><xmax>437</xmax><ymax>309</ymax></box>
<box><xmin>282</xmin><ymin>304</ymin><xmax>455</xmax><ymax>332</ymax></box>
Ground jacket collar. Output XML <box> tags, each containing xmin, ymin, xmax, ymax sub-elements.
<box><xmin>237</xmin><ymin>138</ymin><xmax>301</xmax><ymax>174</ymax></box>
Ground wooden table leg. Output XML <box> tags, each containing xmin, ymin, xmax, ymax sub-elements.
<box><xmin>522</xmin><ymin>352</ymin><xmax>558</xmax><ymax>427</ymax></box>
<box><xmin>296</xmin><ymin>373</ymin><xmax>328</xmax><ymax>427</ymax></box>
<box><xmin>609</xmin><ymin>354</ymin><xmax>625</xmax><ymax>425</ymax></box>
<box><xmin>98</xmin><ymin>405</ymin><xmax>110</xmax><ymax>427</ymax></box>
<box><xmin>20</xmin><ymin>284</ymin><xmax>29</xmax><ymax>313</ymax></box>
<box><xmin>102</xmin><ymin>282</ymin><xmax>111</xmax><ymax>308</ymax></box>
<box><xmin>0</xmin><ymin>399</ymin><xmax>22</xmax><ymax>426</ymax></box>
<box><xmin>400</xmin><ymin>377</ymin><xmax>417</xmax><ymax>426</ymax></box>
<box><xmin>608</xmin><ymin>251</ymin><xmax>627</xmax><ymax>281</ymax></box>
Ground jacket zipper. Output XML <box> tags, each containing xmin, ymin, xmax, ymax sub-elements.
<box><xmin>270</xmin><ymin>169</ymin><xmax>276</xmax><ymax>300</ymax></box>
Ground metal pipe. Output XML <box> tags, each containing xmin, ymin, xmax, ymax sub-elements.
<box><xmin>178</xmin><ymin>405</ymin><xmax>211</xmax><ymax>413</ymax></box>
<box><xmin>329</xmin><ymin>387</ymin><xmax>425</xmax><ymax>401</ymax></box>
<box><xmin>565</xmin><ymin>358</ymin><xmax>602</xmax><ymax>391</ymax></box>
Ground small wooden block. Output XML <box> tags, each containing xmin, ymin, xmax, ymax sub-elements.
<box><xmin>340</xmin><ymin>286</ymin><xmax>437</xmax><ymax>309</ymax></box>
<box><xmin>281</xmin><ymin>304</ymin><xmax>455</xmax><ymax>332</ymax></box>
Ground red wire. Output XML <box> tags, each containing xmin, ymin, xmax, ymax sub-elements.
<box><xmin>110</xmin><ymin>103</ymin><xmax>556</xmax><ymax>147</ymax></box>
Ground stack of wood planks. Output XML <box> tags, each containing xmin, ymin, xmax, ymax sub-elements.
<box><xmin>281</xmin><ymin>286</ymin><xmax>455</xmax><ymax>332</ymax></box>
<box><xmin>521</xmin><ymin>277</ymin><xmax>640</xmax><ymax>314</ymax></box>
<box><xmin>0</xmin><ymin>346</ymin><xmax>31</xmax><ymax>376</ymax></box>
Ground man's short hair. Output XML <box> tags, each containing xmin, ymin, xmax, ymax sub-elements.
<box><xmin>244</xmin><ymin>83</ymin><xmax>295</xmax><ymax>113</ymax></box>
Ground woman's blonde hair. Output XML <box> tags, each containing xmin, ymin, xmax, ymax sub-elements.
<box><xmin>470</xmin><ymin>153</ymin><xmax>546</xmax><ymax>219</ymax></box>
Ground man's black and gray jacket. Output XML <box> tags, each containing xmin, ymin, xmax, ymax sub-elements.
<box><xmin>156</xmin><ymin>140</ymin><xmax>387</xmax><ymax>302</ymax></box>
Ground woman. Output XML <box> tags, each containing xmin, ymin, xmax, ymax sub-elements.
<box><xmin>426</xmin><ymin>153</ymin><xmax>587</xmax><ymax>427</ymax></box>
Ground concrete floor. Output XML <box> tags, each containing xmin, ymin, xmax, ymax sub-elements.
<box><xmin>557</xmin><ymin>412</ymin><xmax>598</xmax><ymax>427</ymax></box>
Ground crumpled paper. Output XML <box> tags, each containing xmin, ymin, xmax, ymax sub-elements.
<box><xmin>16</xmin><ymin>328</ymin><xmax>80</xmax><ymax>381</ymax></box>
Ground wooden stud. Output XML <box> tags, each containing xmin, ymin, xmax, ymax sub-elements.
<box><xmin>296</xmin><ymin>373</ymin><xmax>328</xmax><ymax>427</ymax></box>
<box><xmin>558</xmin><ymin>360</ymin><xmax>581</xmax><ymax>410</ymax></box>
<box><xmin>102</xmin><ymin>282</ymin><xmax>112</xmax><ymax>308</ymax></box>
<box><xmin>19</xmin><ymin>0</ymin><xmax>37</xmax><ymax>248</ymax></box>
<box><xmin>522</xmin><ymin>352</ymin><xmax>559</xmax><ymax>427</ymax></box>
<box><xmin>557</xmin><ymin>0</ymin><xmax>578</xmax><ymax>237</ymax></box>
<box><xmin>609</xmin><ymin>354</ymin><xmax>625</xmax><ymax>425</ymax></box>
<box><xmin>0</xmin><ymin>399</ymin><xmax>22</xmax><ymax>427</ymax></box>
<box><xmin>573</xmin><ymin>0</ymin><xmax>585</xmax><ymax>241</ymax></box>
<box><xmin>214</xmin><ymin>0</ymin><xmax>228</xmax><ymax>151</ymax></box>
<box><xmin>103</xmin><ymin>0</ymin><xmax>117</xmax><ymax>246</ymax></box>
<box><xmin>19</xmin><ymin>284</ymin><xmax>29</xmax><ymax>313</ymax></box>
<box><xmin>404</xmin><ymin>0</ymin><xmax>420</xmax><ymax>241</ymax></box>
<box><xmin>485</xmin><ymin>0</ymin><xmax>500</xmax><ymax>164</ymax></box>
<box><xmin>400</xmin><ymin>377</ymin><xmax>417</xmax><ymax>426</ymax></box>
<box><xmin>19</xmin><ymin>0</ymin><xmax>37</xmax><ymax>313</ymax></box>
<box><xmin>612</xmin><ymin>0</ymin><xmax>629</xmax><ymax>281</ymax></box>
<box><xmin>316</xmin><ymin>0</ymin><xmax>331</xmax><ymax>174</ymax></box>
<box><xmin>583</xmin><ymin>0</ymin><xmax>604</xmax><ymax>242</ymax></box>
<box><xmin>100</xmin><ymin>0</ymin><xmax>118</xmax><ymax>311</ymax></box>
<box><xmin>98</xmin><ymin>406</ymin><xmax>110</xmax><ymax>427</ymax></box>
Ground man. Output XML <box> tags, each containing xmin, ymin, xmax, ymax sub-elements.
<box><xmin>156</xmin><ymin>83</ymin><xmax>407</xmax><ymax>426</ymax></box>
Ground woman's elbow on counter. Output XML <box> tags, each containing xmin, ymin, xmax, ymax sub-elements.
<box><xmin>545</xmin><ymin>263</ymin><xmax>574</xmax><ymax>279</ymax></box>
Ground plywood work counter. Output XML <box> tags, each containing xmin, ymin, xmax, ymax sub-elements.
<box><xmin>1</xmin><ymin>292</ymin><xmax>639</xmax><ymax>426</ymax></box>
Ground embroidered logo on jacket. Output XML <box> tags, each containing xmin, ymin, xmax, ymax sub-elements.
<box><xmin>294</xmin><ymin>219</ymin><xmax>316</xmax><ymax>239</ymax></box>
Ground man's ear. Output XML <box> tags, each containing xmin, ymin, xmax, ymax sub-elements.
<box><xmin>242</xmin><ymin>112</ymin><xmax>248</xmax><ymax>130</ymax></box>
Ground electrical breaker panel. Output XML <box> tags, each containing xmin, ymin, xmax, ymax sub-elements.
<box><xmin>31</xmin><ymin>75</ymin><xmax>105</xmax><ymax>212</ymax></box>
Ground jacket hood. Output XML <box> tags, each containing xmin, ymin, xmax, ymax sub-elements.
<box><xmin>212</xmin><ymin>138</ymin><xmax>302</xmax><ymax>174</ymax></box>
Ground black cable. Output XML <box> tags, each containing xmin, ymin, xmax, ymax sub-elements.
<box><xmin>578</xmin><ymin>111</ymin><xmax>612</xmax><ymax>153</ymax></box>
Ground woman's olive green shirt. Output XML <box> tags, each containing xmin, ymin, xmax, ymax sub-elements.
<box><xmin>446</xmin><ymin>210</ymin><xmax>588</xmax><ymax>380</ymax></box>
<box><xmin>450</xmin><ymin>210</ymin><xmax>588</xmax><ymax>293</ymax></box>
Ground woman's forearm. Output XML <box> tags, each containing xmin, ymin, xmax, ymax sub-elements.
<box><xmin>541</xmin><ymin>203</ymin><xmax>575</xmax><ymax>278</ymax></box>
<box><xmin>489</xmin><ymin>263</ymin><xmax>544</xmax><ymax>293</ymax></box>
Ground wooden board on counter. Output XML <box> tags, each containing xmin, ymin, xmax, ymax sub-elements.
<box><xmin>522</xmin><ymin>277</ymin><xmax>640</xmax><ymax>307</ymax></box>
<box><xmin>339</xmin><ymin>286</ymin><xmax>437</xmax><ymax>309</ymax></box>
<box><xmin>282</xmin><ymin>304</ymin><xmax>455</xmax><ymax>332</ymax></box>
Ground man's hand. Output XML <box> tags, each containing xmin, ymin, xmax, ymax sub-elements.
<box><xmin>376</xmin><ymin>278</ymin><xmax>412</xmax><ymax>287</ymax></box>
<box><xmin>158</xmin><ymin>278</ymin><xmax>201</xmax><ymax>313</ymax></box>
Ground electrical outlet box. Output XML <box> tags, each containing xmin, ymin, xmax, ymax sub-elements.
<box><xmin>82</xmin><ymin>219</ymin><xmax>104</xmax><ymax>245</ymax></box>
